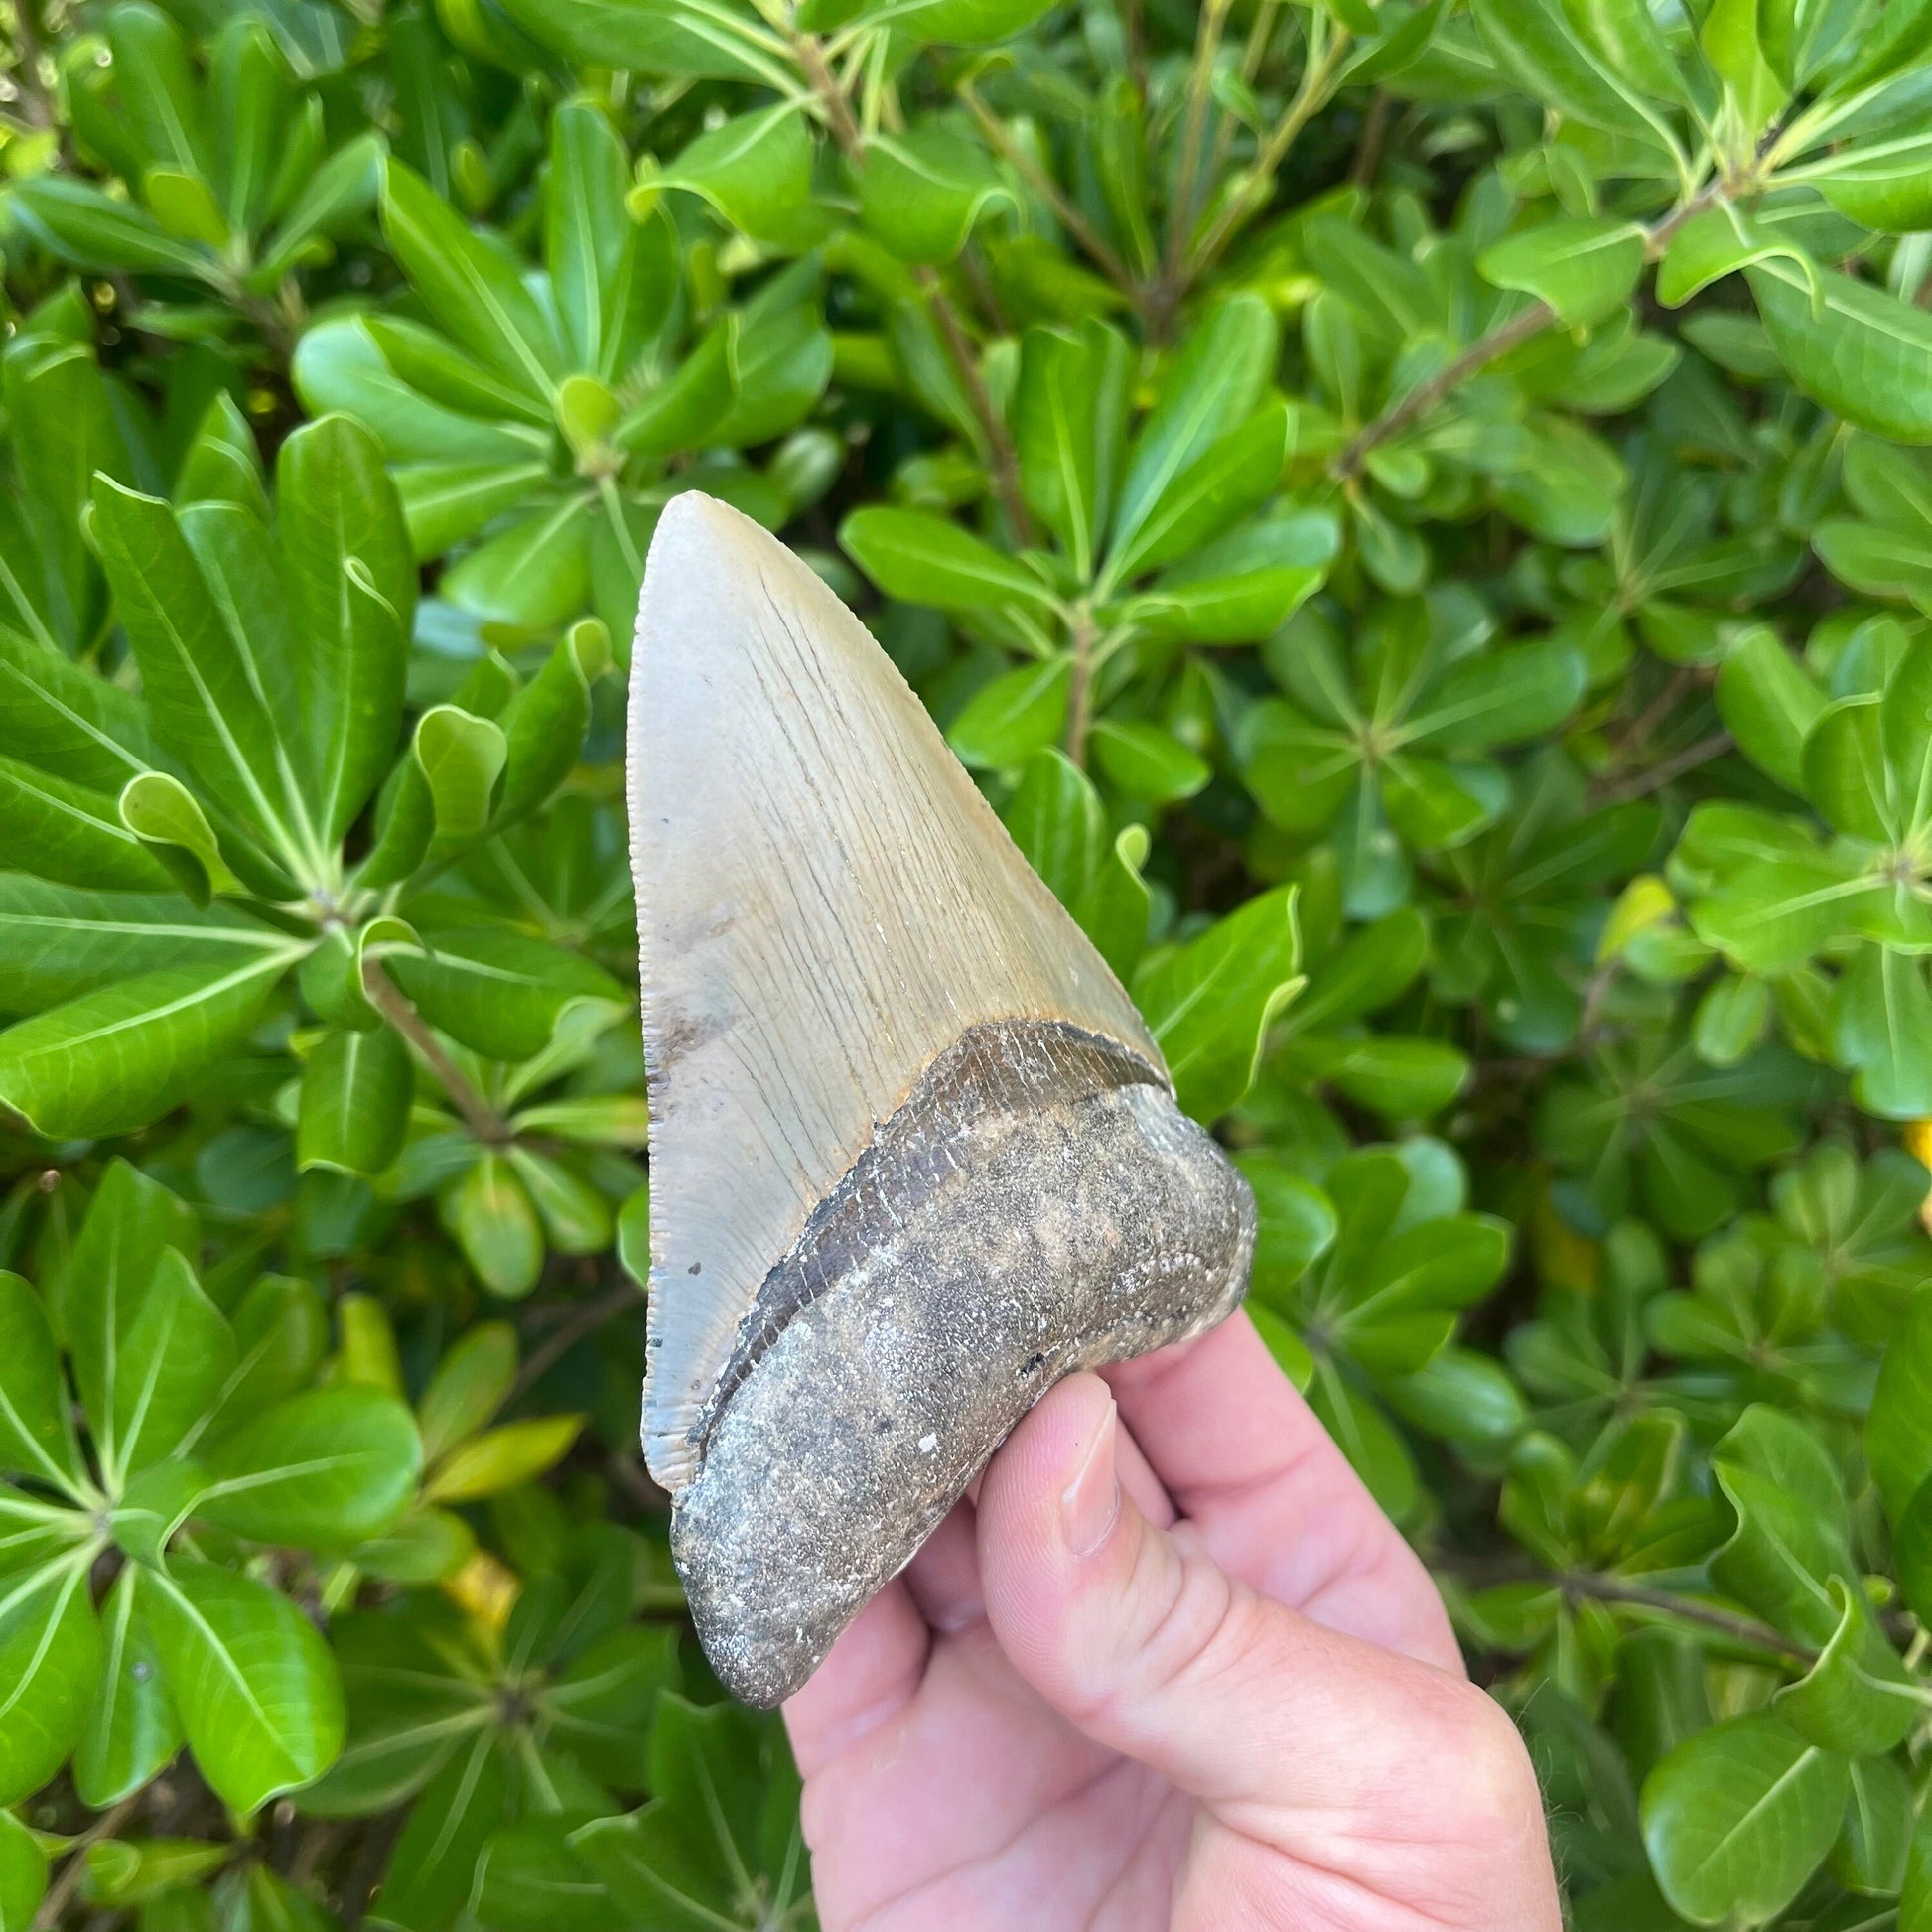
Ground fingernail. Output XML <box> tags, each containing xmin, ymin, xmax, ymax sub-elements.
<box><xmin>1059</xmin><ymin>1402</ymin><xmax>1119</xmax><ymax>1558</ymax></box>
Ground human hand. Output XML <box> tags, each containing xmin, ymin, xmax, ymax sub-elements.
<box><xmin>783</xmin><ymin>1311</ymin><xmax>1562</xmax><ymax>1931</ymax></box>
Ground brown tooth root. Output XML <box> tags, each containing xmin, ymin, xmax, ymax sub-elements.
<box><xmin>676</xmin><ymin>1026</ymin><xmax>1254</xmax><ymax>1709</ymax></box>
<box><xmin>628</xmin><ymin>492</ymin><xmax>1254</xmax><ymax>1707</ymax></box>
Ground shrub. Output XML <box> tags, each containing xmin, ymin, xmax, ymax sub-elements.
<box><xmin>1</xmin><ymin>0</ymin><xmax>1931</xmax><ymax>1924</ymax></box>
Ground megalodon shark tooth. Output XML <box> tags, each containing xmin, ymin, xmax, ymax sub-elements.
<box><xmin>627</xmin><ymin>492</ymin><xmax>1255</xmax><ymax>1707</ymax></box>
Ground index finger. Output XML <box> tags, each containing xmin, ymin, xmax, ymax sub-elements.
<box><xmin>1103</xmin><ymin>1310</ymin><xmax>1462</xmax><ymax>1674</ymax></box>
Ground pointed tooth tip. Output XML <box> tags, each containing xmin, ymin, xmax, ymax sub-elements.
<box><xmin>652</xmin><ymin>487</ymin><xmax>756</xmax><ymax>559</ymax></box>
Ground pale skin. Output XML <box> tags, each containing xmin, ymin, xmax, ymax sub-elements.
<box><xmin>784</xmin><ymin>1311</ymin><xmax>1564</xmax><ymax>1932</ymax></box>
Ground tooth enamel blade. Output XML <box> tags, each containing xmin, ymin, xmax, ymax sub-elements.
<box><xmin>626</xmin><ymin>492</ymin><xmax>1162</xmax><ymax>1493</ymax></box>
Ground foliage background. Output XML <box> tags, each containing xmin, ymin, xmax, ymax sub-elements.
<box><xmin>2</xmin><ymin>0</ymin><xmax>1932</xmax><ymax>1923</ymax></box>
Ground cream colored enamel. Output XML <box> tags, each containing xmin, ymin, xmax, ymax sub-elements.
<box><xmin>627</xmin><ymin>492</ymin><xmax>1164</xmax><ymax>1492</ymax></box>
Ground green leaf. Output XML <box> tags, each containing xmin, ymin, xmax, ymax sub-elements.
<box><xmin>0</xmin><ymin>1271</ymin><xmax>84</xmax><ymax>1496</ymax></box>
<box><xmin>841</xmin><ymin>506</ymin><xmax>1057</xmax><ymax>612</ymax></box>
<box><xmin>0</xmin><ymin>755</ymin><xmax>173</xmax><ymax>893</ymax></box>
<box><xmin>1479</xmin><ymin>218</ymin><xmax>1646</xmax><ymax>327</ymax></box>
<box><xmin>73</xmin><ymin>1563</ymin><xmax>182</xmax><ymax>1807</ymax></box>
<box><xmin>1090</xmin><ymin>720</ymin><xmax>1211</xmax><ymax>801</ymax></box>
<box><xmin>88</xmin><ymin>481</ymin><xmax>305</xmax><ymax>866</ymax></box>
<box><xmin>1749</xmin><ymin>258</ymin><xmax>1932</xmax><ymax>444</ymax></box>
<box><xmin>0</xmin><ymin>879</ymin><xmax>286</xmax><ymax>1017</ymax></box>
<box><xmin>1135</xmin><ymin>885</ymin><xmax>1303</xmax><ymax>1121</ymax></box>
<box><xmin>417</xmin><ymin>1321</ymin><xmax>517</xmax><ymax>1462</ymax></box>
<box><xmin>946</xmin><ymin>659</ymin><xmax>1070</xmax><ymax>768</ymax></box>
<box><xmin>62</xmin><ymin>1158</ymin><xmax>199</xmax><ymax>1426</ymax></box>
<box><xmin>1710</xmin><ymin>1404</ymin><xmax>1853</xmax><ymax>1646</ymax></box>
<box><xmin>448</xmin><ymin>1153</ymin><xmax>545</xmax><ymax>1299</ymax></box>
<box><xmin>1801</xmin><ymin>130</ymin><xmax>1932</xmax><ymax>234</ymax></box>
<box><xmin>440</xmin><ymin>494</ymin><xmax>594</xmax><ymax>629</ymax></box>
<box><xmin>0</xmin><ymin>1557</ymin><xmax>98</xmax><ymax>1806</ymax></box>
<box><xmin>0</xmin><ymin>953</ymin><xmax>292</xmax><ymax>1140</ymax></box>
<box><xmin>148</xmin><ymin>1558</ymin><xmax>345</xmax><ymax>1814</ymax></box>
<box><xmin>1015</xmin><ymin>321</ymin><xmax>1133</xmax><ymax>583</ymax></box>
<box><xmin>0</xmin><ymin>1808</ymin><xmax>47</xmax><ymax>1930</ymax></box>
<box><xmin>1238</xmin><ymin>1152</ymin><xmax>1339</xmax><ymax>1289</ymax></box>
<box><xmin>842</xmin><ymin>0</ymin><xmax>1054</xmax><ymax>38</ymax></box>
<box><xmin>297</xmin><ymin>1026</ymin><xmax>413</xmax><ymax>1177</ymax></box>
<box><xmin>1658</xmin><ymin>203</ymin><xmax>1823</xmax><ymax>309</ymax></box>
<box><xmin>1103</xmin><ymin>400</ymin><xmax>1290</xmax><ymax>588</ymax></box>
<box><xmin>413</xmin><ymin>706</ymin><xmax>508</xmax><ymax>841</ymax></box>
<box><xmin>278</xmin><ymin>415</ymin><xmax>415</xmax><ymax>845</ymax></box>
<box><xmin>1834</xmin><ymin>1750</ymin><xmax>1914</xmax><ymax>1896</ymax></box>
<box><xmin>424</xmin><ymin>1413</ymin><xmax>583</xmax><ymax>1501</ymax></box>
<box><xmin>1640</xmin><ymin>1713</ymin><xmax>1848</xmax><ymax>1926</ymax></box>
<box><xmin>9</xmin><ymin>177</ymin><xmax>213</xmax><ymax>277</ymax></box>
<box><xmin>1803</xmin><ymin>696</ymin><xmax>1895</xmax><ymax>842</ymax></box>
<box><xmin>386</xmin><ymin>929</ymin><xmax>625</xmax><ymax>1062</ymax></box>
<box><xmin>617</xmin><ymin>355</ymin><xmax>737</xmax><ymax>483</ymax></box>
<box><xmin>1472</xmin><ymin>0</ymin><xmax>1682</xmax><ymax>143</ymax></box>
<box><xmin>1002</xmin><ymin>748</ymin><xmax>1103</xmax><ymax>908</ymax></box>
<box><xmin>118</xmin><ymin>771</ymin><xmax>235</xmax><ymax>899</ymax></box>
<box><xmin>1869</xmin><ymin>1287</ymin><xmax>1932</xmax><ymax>1524</ymax></box>
<box><xmin>1111</xmin><ymin>294</ymin><xmax>1277</xmax><ymax>568</ymax></box>
<box><xmin>110</xmin><ymin>1247</ymin><xmax>236</xmax><ymax>1482</ymax></box>
<box><xmin>1715</xmin><ymin>626</ymin><xmax>1825</xmax><ymax>791</ymax></box>
<box><xmin>495</xmin><ymin>0</ymin><xmax>795</xmax><ymax>85</ymax></box>
<box><xmin>547</xmin><ymin>100</ymin><xmax>672</xmax><ymax>380</ymax></box>
<box><xmin>1833</xmin><ymin>946</ymin><xmax>1932</xmax><ymax>1118</ymax></box>
<box><xmin>379</xmin><ymin>159</ymin><xmax>563</xmax><ymax>400</ymax></box>
<box><xmin>1079</xmin><ymin>824</ymin><xmax>1153</xmax><ymax>982</ymax></box>
<box><xmin>1771</xmin><ymin>1577</ymin><xmax>1921</xmax><ymax>1755</ymax></box>
<box><xmin>0</xmin><ymin>622</ymin><xmax>155</xmax><ymax>794</ymax></box>
<box><xmin>858</xmin><ymin>128</ymin><xmax>1013</xmax><ymax>264</ymax></box>
<box><xmin>663</xmin><ymin>103</ymin><xmax>814</xmax><ymax>244</ymax></box>
<box><xmin>494</xmin><ymin>621</ymin><xmax>608</xmax><ymax>828</ymax></box>
<box><xmin>199</xmin><ymin>1385</ymin><xmax>422</xmax><ymax>1551</ymax></box>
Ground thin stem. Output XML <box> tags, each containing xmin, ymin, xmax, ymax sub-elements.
<box><xmin>917</xmin><ymin>264</ymin><xmax>1034</xmax><ymax>545</ymax></box>
<box><xmin>1332</xmin><ymin>178</ymin><xmax>1725</xmax><ymax>483</ymax></box>
<box><xmin>36</xmin><ymin>1796</ymin><xmax>144</xmax><ymax>1931</ymax></box>
<box><xmin>960</xmin><ymin>82</ymin><xmax>1137</xmax><ymax>293</ymax></box>
<box><xmin>1065</xmin><ymin>612</ymin><xmax>1097</xmax><ymax>767</ymax></box>
<box><xmin>1592</xmin><ymin>730</ymin><xmax>1733</xmax><ymax>804</ymax></box>
<box><xmin>1163</xmin><ymin>0</ymin><xmax>1232</xmax><ymax>286</ymax></box>
<box><xmin>1333</xmin><ymin>300</ymin><xmax>1554</xmax><ymax>482</ymax></box>
<box><xmin>361</xmin><ymin>958</ymin><xmax>512</xmax><ymax>1146</ymax></box>
<box><xmin>796</xmin><ymin>29</ymin><xmax>1032</xmax><ymax>540</ymax></box>
<box><xmin>512</xmin><ymin>1280</ymin><xmax>644</xmax><ymax>1400</ymax></box>
<box><xmin>792</xmin><ymin>30</ymin><xmax>863</xmax><ymax>157</ymax></box>
<box><xmin>1558</xmin><ymin>1574</ymin><xmax>1818</xmax><ymax>1661</ymax></box>
<box><xmin>1184</xmin><ymin>19</ymin><xmax>1349</xmax><ymax>289</ymax></box>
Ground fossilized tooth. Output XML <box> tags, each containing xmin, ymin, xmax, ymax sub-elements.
<box><xmin>627</xmin><ymin>492</ymin><xmax>1255</xmax><ymax>1707</ymax></box>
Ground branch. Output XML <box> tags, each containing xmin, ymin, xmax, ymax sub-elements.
<box><xmin>1333</xmin><ymin>179</ymin><xmax>1727</xmax><ymax>484</ymax></box>
<box><xmin>917</xmin><ymin>264</ymin><xmax>1034</xmax><ymax>545</ymax></box>
<box><xmin>799</xmin><ymin>34</ymin><xmax>1032</xmax><ymax>542</ymax></box>
<box><xmin>1592</xmin><ymin>730</ymin><xmax>1733</xmax><ymax>804</ymax></box>
<box><xmin>360</xmin><ymin>958</ymin><xmax>511</xmax><ymax>1146</ymax></box>
<box><xmin>1064</xmin><ymin>611</ymin><xmax>1097</xmax><ymax>767</ymax></box>
<box><xmin>512</xmin><ymin>1279</ymin><xmax>644</xmax><ymax>1400</ymax></box>
<box><xmin>959</xmin><ymin>82</ymin><xmax>1136</xmax><ymax>294</ymax></box>
<box><xmin>792</xmin><ymin>31</ymin><xmax>863</xmax><ymax>158</ymax></box>
<box><xmin>1557</xmin><ymin>1574</ymin><xmax>1820</xmax><ymax>1661</ymax></box>
<box><xmin>1163</xmin><ymin>0</ymin><xmax>1232</xmax><ymax>287</ymax></box>
<box><xmin>35</xmin><ymin>1796</ymin><xmax>144</xmax><ymax>1930</ymax></box>
<box><xmin>1183</xmin><ymin>20</ymin><xmax>1351</xmax><ymax>291</ymax></box>
<box><xmin>1333</xmin><ymin>299</ymin><xmax>1556</xmax><ymax>482</ymax></box>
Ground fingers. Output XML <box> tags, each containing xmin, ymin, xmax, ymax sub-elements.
<box><xmin>782</xmin><ymin>1577</ymin><xmax>929</xmax><ymax>1778</ymax></box>
<box><xmin>977</xmin><ymin>1375</ymin><xmax>1561</xmax><ymax>1928</ymax></box>
<box><xmin>1103</xmin><ymin>1311</ymin><xmax>1460</xmax><ymax>1671</ymax></box>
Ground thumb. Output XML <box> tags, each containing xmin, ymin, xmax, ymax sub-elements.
<box><xmin>977</xmin><ymin>1374</ymin><xmax>1557</xmax><ymax>1919</ymax></box>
